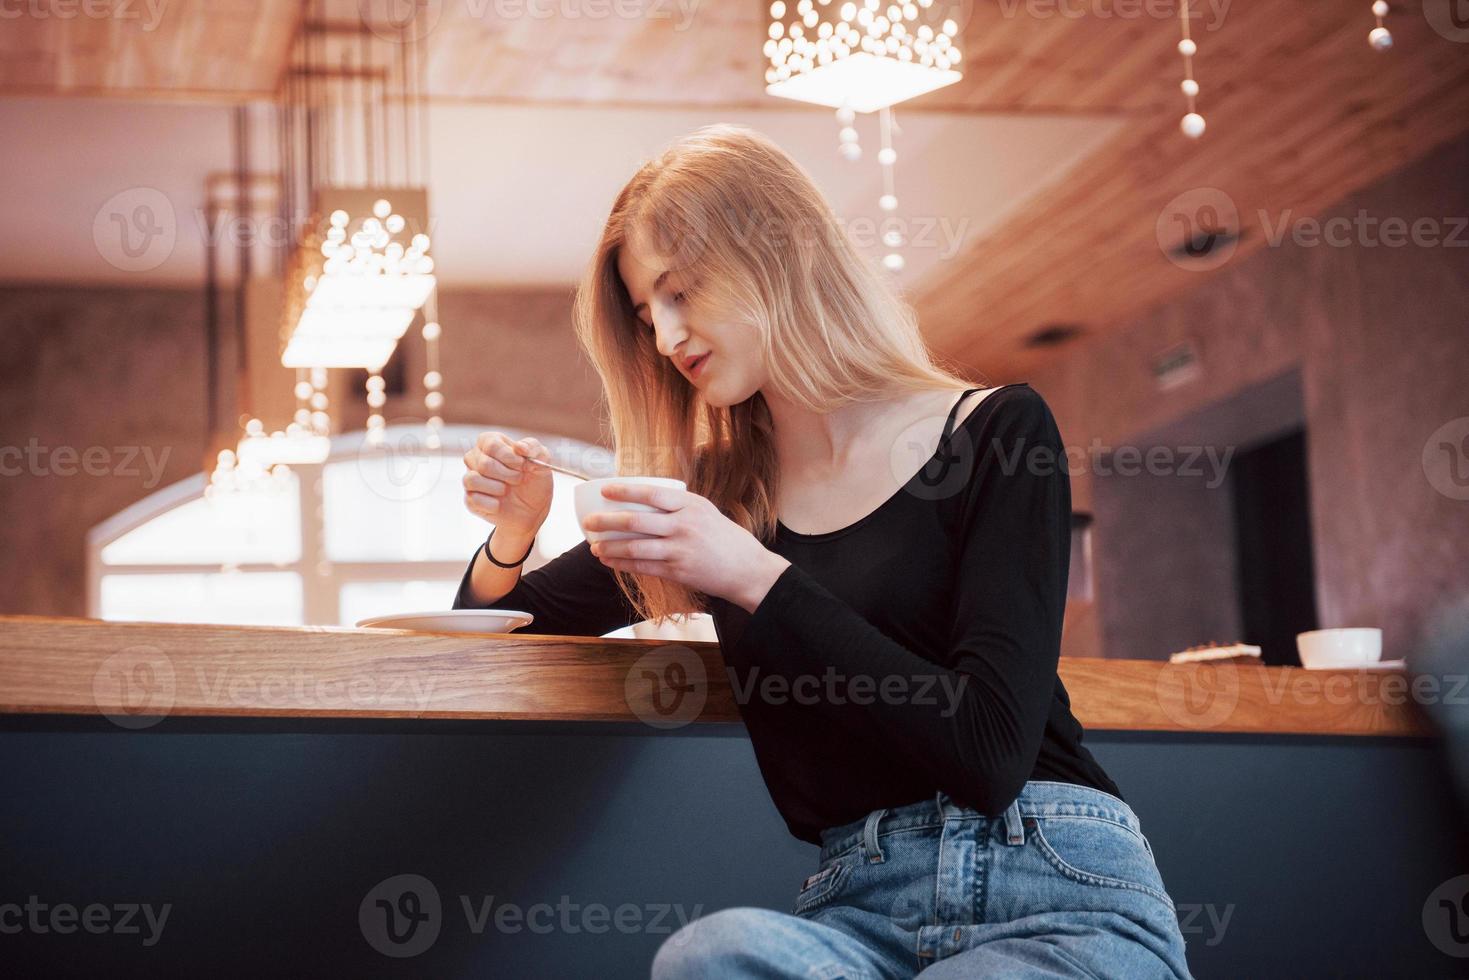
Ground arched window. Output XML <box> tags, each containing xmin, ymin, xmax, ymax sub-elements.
<box><xmin>87</xmin><ymin>423</ymin><xmax>714</xmax><ymax>640</ymax></box>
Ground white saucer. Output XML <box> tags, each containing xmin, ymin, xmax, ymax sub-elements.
<box><xmin>1301</xmin><ymin>659</ymin><xmax>1406</xmax><ymax>672</ymax></box>
<box><xmin>355</xmin><ymin>609</ymin><xmax>535</xmax><ymax>634</ymax></box>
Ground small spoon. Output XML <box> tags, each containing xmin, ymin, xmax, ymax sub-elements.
<box><xmin>521</xmin><ymin>454</ymin><xmax>592</xmax><ymax>482</ymax></box>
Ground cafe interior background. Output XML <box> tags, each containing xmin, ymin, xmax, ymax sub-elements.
<box><xmin>2</xmin><ymin>0</ymin><xmax>1469</xmax><ymax>976</ymax></box>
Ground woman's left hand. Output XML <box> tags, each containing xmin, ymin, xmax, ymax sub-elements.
<box><xmin>585</xmin><ymin>483</ymin><xmax>791</xmax><ymax>613</ymax></box>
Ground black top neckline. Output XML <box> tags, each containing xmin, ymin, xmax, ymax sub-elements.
<box><xmin>775</xmin><ymin>383</ymin><xmax>1026</xmax><ymax>543</ymax></box>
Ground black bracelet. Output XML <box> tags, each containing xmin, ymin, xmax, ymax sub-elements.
<box><xmin>483</xmin><ymin>528</ymin><xmax>536</xmax><ymax>569</ymax></box>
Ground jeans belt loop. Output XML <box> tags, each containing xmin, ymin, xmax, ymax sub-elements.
<box><xmin>861</xmin><ymin>807</ymin><xmax>888</xmax><ymax>864</ymax></box>
<box><xmin>1004</xmin><ymin>798</ymin><xmax>1025</xmax><ymax>846</ymax></box>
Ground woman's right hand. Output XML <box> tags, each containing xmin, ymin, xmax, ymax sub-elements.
<box><xmin>462</xmin><ymin>432</ymin><xmax>554</xmax><ymax>540</ymax></box>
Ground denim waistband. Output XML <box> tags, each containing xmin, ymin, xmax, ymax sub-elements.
<box><xmin>817</xmin><ymin>781</ymin><xmax>1139</xmax><ymax>865</ymax></box>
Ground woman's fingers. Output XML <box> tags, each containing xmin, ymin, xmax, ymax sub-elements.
<box><xmin>464</xmin><ymin>491</ymin><xmax>500</xmax><ymax>520</ymax></box>
<box><xmin>462</xmin><ymin>471</ymin><xmax>507</xmax><ymax>497</ymax></box>
<box><xmin>582</xmin><ymin>510</ymin><xmax>676</xmax><ymax>536</ymax></box>
<box><xmin>592</xmin><ymin>537</ymin><xmax>672</xmax><ymax>560</ymax></box>
<box><xmin>518</xmin><ymin>436</ymin><xmax>551</xmax><ymax>462</ymax></box>
<box><xmin>464</xmin><ymin>434</ymin><xmax>528</xmax><ymax>484</ymax></box>
<box><xmin>598</xmin><ymin>482</ymin><xmax>686</xmax><ymax>512</ymax></box>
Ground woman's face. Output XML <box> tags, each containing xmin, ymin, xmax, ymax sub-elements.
<box><xmin>616</xmin><ymin>226</ymin><xmax>767</xmax><ymax>408</ymax></box>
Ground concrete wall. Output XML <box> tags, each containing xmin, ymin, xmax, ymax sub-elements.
<box><xmin>1028</xmin><ymin>134</ymin><xmax>1469</xmax><ymax>661</ymax></box>
<box><xmin>0</xmin><ymin>284</ymin><xmax>602</xmax><ymax>619</ymax></box>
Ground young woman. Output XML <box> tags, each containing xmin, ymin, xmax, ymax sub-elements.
<box><xmin>454</xmin><ymin>125</ymin><xmax>1191</xmax><ymax>978</ymax></box>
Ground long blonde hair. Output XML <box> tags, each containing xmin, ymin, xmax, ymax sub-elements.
<box><xmin>574</xmin><ymin>124</ymin><xmax>979</xmax><ymax>622</ymax></box>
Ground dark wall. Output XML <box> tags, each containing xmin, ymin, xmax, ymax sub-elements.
<box><xmin>1</xmin><ymin>722</ymin><xmax>1464</xmax><ymax>978</ymax></box>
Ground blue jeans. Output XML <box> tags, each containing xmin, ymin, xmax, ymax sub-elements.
<box><xmin>652</xmin><ymin>781</ymin><xmax>1192</xmax><ymax>979</ymax></box>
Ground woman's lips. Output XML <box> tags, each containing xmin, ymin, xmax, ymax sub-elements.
<box><xmin>688</xmin><ymin>353</ymin><xmax>710</xmax><ymax>378</ymax></box>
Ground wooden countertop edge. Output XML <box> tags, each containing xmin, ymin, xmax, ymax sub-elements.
<box><xmin>0</xmin><ymin>615</ymin><xmax>1433</xmax><ymax>737</ymax></box>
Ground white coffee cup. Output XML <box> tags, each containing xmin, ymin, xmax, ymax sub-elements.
<box><xmin>574</xmin><ymin>476</ymin><xmax>687</xmax><ymax>543</ymax></box>
<box><xmin>1296</xmin><ymin>627</ymin><xmax>1383</xmax><ymax>669</ymax></box>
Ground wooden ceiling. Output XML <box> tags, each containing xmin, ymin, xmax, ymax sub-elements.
<box><xmin>3</xmin><ymin>0</ymin><xmax>1467</xmax><ymax>376</ymax></box>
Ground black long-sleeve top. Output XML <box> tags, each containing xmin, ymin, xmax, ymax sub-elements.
<box><xmin>453</xmin><ymin>383</ymin><xmax>1121</xmax><ymax>845</ymax></box>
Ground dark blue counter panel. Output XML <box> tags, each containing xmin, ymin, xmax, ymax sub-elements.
<box><xmin>0</xmin><ymin>721</ymin><xmax>1464</xmax><ymax>978</ymax></box>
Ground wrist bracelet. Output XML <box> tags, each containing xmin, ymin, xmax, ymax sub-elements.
<box><xmin>483</xmin><ymin>528</ymin><xmax>536</xmax><ymax>569</ymax></box>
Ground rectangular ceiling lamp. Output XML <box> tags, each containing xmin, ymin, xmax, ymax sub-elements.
<box><xmin>279</xmin><ymin>187</ymin><xmax>434</xmax><ymax>371</ymax></box>
<box><xmin>766</xmin><ymin>52</ymin><xmax>960</xmax><ymax>113</ymax></box>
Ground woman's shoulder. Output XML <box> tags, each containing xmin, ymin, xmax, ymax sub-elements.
<box><xmin>955</xmin><ymin>383</ymin><xmax>1060</xmax><ymax>443</ymax></box>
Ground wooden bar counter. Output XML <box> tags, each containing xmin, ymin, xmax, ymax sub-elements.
<box><xmin>1</xmin><ymin>615</ymin><xmax>1459</xmax><ymax>979</ymax></box>
<box><xmin>0</xmin><ymin>615</ymin><xmax>1434</xmax><ymax>736</ymax></box>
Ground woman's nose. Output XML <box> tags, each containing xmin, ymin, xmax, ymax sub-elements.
<box><xmin>651</xmin><ymin>307</ymin><xmax>689</xmax><ymax>358</ymax></box>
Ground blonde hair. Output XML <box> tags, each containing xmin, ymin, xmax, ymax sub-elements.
<box><xmin>574</xmin><ymin>124</ymin><xmax>979</xmax><ymax>622</ymax></box>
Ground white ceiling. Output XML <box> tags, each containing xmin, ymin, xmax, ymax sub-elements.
<box><xmin>0</xmin><ymin>96</ymin><xmax>1121</xmax><ymax>295</ymax></box>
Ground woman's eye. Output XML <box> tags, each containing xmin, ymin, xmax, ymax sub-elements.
<box><xmin>672</xmin><ymin>291</ymin><xmax>688</xmax><ymax>305</ymax></box>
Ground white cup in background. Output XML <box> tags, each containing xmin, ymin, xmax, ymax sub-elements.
<box><xmin>574</xmin><ymin>477</ymin><xmax>686</xmax><ymax>543</ymax></box>
<box><xmin>1296</xmin><ymin>627</ymin><xmax>1383</xmax><ymax>669</ymax></box>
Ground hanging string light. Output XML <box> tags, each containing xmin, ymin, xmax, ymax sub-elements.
<box><xmin>1368</xmin><ymin>1</ymin><xmax>1393</xmax><ymax>50</ymax></box>
<box><xmin>764</xmin><ymin>0</ymin><xmax>961</xmax><ymax>276</ymax></box>
<box><xmin>878</xmin><ymin>106</ymin><xmax>904</xmax><ymax>271</ymax></box>
<box><xmin>421</xmin><ymin>294</ymin><xmax>444</xmax><ymax>451</ymax></box>
<box><xmin>1177</xmin><ymin>2</ymin><xmax>1204</xmax><ymax>139</ymax></box>
<box><xmin>836</xmin><ymin>103</ymin><xmax>861</xmax><ymax>160</ymax></box>
<box><xmin>365</xmin><ymin>372</ymin><xmax>386</xmax><ymax>446</ymax></box>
